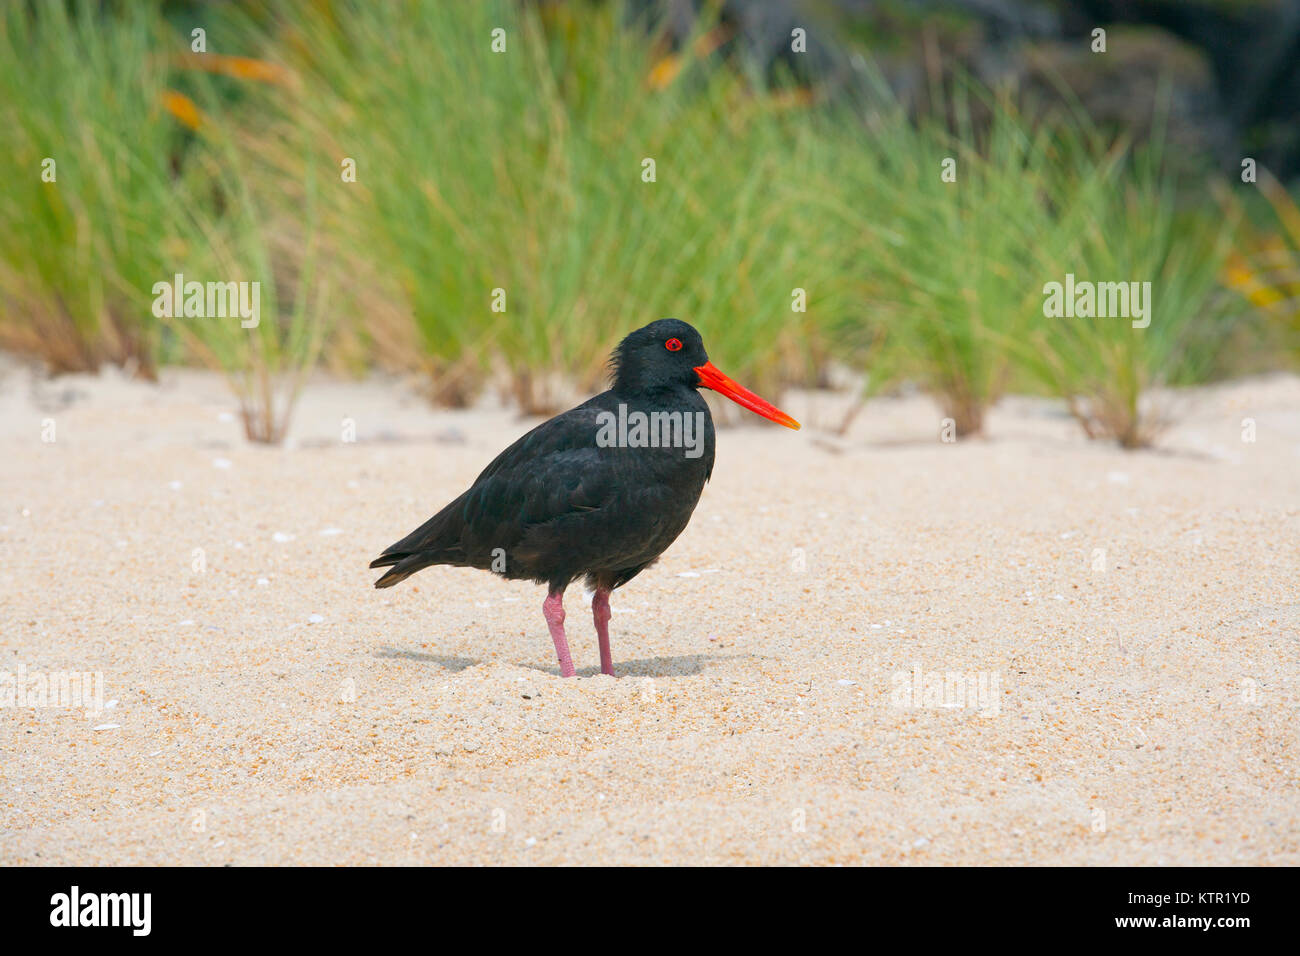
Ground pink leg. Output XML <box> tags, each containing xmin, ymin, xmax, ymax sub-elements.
<box><xmin>543</xmin><ymin>591</ymin><xmax>575</xmax><ymax>677</ymax></box>
<box><xmin>592</xmin><ymin>588</ymin><xmax>614</xmax><ymax>677</ymax></box>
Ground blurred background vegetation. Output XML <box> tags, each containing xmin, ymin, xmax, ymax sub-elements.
<box><xmin>1</xmin><ymin>0</ymin><xmax>1297</xmax><ymax>445</ymax></box>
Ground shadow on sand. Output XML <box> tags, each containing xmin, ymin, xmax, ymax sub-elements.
<box><xmin>521</xmin><ymin>653</ymin><xmax>730</xmax><ymax>679</ymax></box>
<box><xmin>376</xmin><ymin>644</ymin><xmax>737</xmax><ymax>678</ymax></box>
<box><xmin>375</xmin><ymin>645</ymin><xmax>479</xmax><ymax>672</ymax></box>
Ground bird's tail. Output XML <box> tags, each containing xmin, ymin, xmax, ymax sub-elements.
<box><xmin>370</xmin><ymin>494</ymin><xmax>468</xmax><ymax>588</ymax></box>
<box><xmin>369</xmin><ymin>551</ymin><xmax>440</xmax><ymax>589</ymax></box>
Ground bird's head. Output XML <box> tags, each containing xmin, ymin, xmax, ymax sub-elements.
<box><xmin>610</xmin><ymin>318</ymin><xmax>801</xmax><ymax>429</ymax></box>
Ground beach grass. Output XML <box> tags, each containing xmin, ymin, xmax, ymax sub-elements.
<box><xmin>0</xmin><ymin>0</ymin><xmax>1282</xmax><ymax>445</ymax></box>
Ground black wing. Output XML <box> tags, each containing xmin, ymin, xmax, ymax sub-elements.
<box><xmin>370</xmin><ymin>396</ymin><xmax>618</xmax><ymax>586</ymax></box>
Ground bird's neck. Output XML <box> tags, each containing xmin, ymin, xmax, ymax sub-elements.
<box><xmin>611</xmin><ymin>381</ymin><xmax>700</xmax><ymax>407</ymax></box>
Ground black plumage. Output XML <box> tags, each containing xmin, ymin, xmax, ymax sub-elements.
<box><xmin>370</xmin><ymin>318</ymin><xmax>798</xmax><ymax>677</ymax></box>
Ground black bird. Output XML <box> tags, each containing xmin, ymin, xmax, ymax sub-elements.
<box><xmin>370</xmin><ymin>319</ymin><xmax>800</xmax><ymax>677</ymax></box>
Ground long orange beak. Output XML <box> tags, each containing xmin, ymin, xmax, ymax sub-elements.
<box><xmin>694</xmin><ymin>361</ymin><xmax>801</xmax><ymax>430</ymax></box>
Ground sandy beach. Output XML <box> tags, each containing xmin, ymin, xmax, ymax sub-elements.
<box><xmin>1</xmin><ymin>359</ymin><xmax>1297</xmax><ymax>866</ymax></box>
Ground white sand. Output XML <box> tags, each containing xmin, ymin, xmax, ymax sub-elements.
<box><xmin>1</xmin><ymin>358</ymin><xmax>1297</xmax><ymax>865</ymax></box>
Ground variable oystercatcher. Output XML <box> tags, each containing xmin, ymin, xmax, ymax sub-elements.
<box><xmin>370</xmin><ymin>318</ymin><xmax>800</xmax><ymax>677</ymax></box>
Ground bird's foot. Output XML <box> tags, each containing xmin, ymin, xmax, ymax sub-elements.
<box><xmin>593</xmin><ymin>587</ymin><xmax>614</xmax><ymax>677</ymax></box>
<box><xmin>543</xmin><ymin>591</ymin><xmax>576</xmax><ymax>677</ymax></box>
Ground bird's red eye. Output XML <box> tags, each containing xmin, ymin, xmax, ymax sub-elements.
<box><xmin>665</xmin><ymin>338</ymin><xmax>683</xmax><ymax>352</ymax></box>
